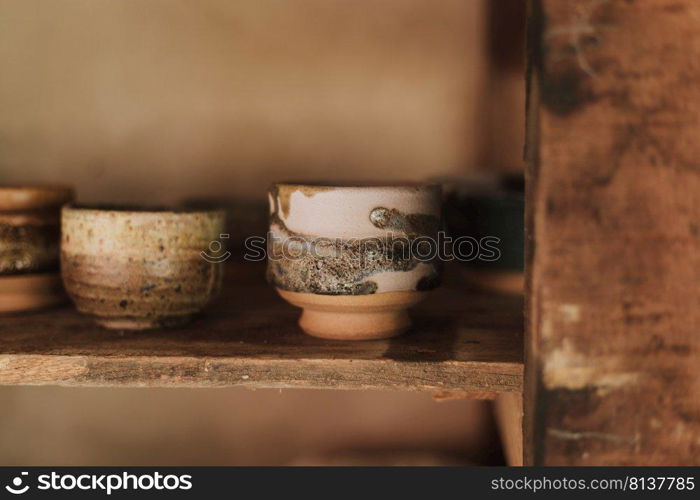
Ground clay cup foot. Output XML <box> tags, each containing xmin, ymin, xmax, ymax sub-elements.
<box><xmin>276</xmin><ymin>288</ymin><xmax>429</xmax><ymax>340</ymax></box>
<box><xmin>459</xmin><ymin>268</ymin><xmax>524</xmax><ymax>296</ymax></box>
<box><xmin>94</xmin><ymin>314</ymin><xmax>193</xmax><ymax>331</ymax></box>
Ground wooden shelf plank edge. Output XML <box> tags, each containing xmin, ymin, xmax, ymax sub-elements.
<box><xmin>0</xmin><ymin>354</ymin><xmax>523</xmax><ymax>392</ymax></box>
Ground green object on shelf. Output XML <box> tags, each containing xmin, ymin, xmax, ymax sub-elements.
<box><xmin>444</xmin><ymin>174</ymin><xmax>524</xmax><ymax>272</ymax></box>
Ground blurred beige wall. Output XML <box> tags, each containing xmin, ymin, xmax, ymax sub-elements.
<box><xmin>0</xmin><ymin>0</ymin><xmax>496</xmax><ymax>205</ymax></box>
<box><xmin>0</xmin><ymin>387</ymin><xmax>500</xmax><ymax>465</ymax></box>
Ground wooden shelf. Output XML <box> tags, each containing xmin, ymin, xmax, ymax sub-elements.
<box><xmin>0</xmin><ymin>264</ymin><xmax>523</xmax><ymax>392</ymax></box>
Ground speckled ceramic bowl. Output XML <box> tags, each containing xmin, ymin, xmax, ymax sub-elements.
<box><xmin>61</xmin><ymin>205</ymin><xmax>226</xmax><ymax>330</ymax></box>
<box><xmin>267</xmin><ymin>182</ymin><xmax>442</xmax><ymax>340</ymax></box>
<box><xmin>0</xmin><ymin>185</ymin><xmax>74</xmax><ymax>313</ymax></box>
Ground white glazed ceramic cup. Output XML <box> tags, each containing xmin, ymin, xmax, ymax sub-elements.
<box><xmin>267</xmin><ymin>182</ymin><xmax>442</xmax><ymax>340</ymax></box>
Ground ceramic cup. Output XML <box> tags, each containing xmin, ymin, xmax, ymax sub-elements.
<box><xmin>61</xmin><ymin>205</ymin><xmax>226</xmax><ymax>330</ymax></box>
<box><xmin>0</xmin><ymin>184</ymin><xmax>74</xmax><ymax>313</ymax></box>
<box><xmin>267</xmin><ymin>182</ymin><xmax>442</xmax><ymax>340</ymax></box>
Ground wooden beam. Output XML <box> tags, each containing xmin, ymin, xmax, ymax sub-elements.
<box><xmin>526</xmin><ymin>0</ymin><xmax>700</xmax><ymax>464</ymax></box>
<box><xmin>495</xmin><ymin>393</ymin><xmax>524</xmax><ymax>466</ymax></box>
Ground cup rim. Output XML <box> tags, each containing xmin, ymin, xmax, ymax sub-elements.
<box><xmin>270</xmin><ymin>181</ymin><xmax>441</xmax><ymax>192</ymax></box>
<box><xmin>62</xmin><ymin>203</ymin><xmax>225</xmax><ymax>218</ymax></box>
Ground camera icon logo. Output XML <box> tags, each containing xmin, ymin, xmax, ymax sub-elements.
<box><xmin>200</xmin><ymin>234</ymin><xmax>232</xmax><ymax>263</ymax></box>
<box><xmin>5</xmin><ymin>472</ymin><xmax>29</xmax><ymax>495</ymax></box>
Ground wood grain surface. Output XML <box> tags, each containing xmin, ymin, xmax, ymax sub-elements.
<box><xmin>0</xmin><ymin>264</ymin><xmax>523</xmax><ymax>392</ymax></box>
<box><xmin>526</xmin><ymin>0</ymin><xmax>700</xmax><ymax>465</ymax></box>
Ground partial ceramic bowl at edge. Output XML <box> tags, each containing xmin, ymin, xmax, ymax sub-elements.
<box><xmin>0</xmin><ymin>184</ymin><xmax>74</xmax><ymax>276</ymax></box>
<box><xmin>0</xmin><ymin>184</ymin><xmax>74</xmax><ymax>313</ymax></box>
